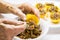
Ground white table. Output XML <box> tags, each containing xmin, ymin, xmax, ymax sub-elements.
<box><xmin>42</xmin><ymin>34</ymin><xmax>60</xmax><ymax>40</ymax></box>
<box><xmin>42</xmin><ymin>27</ymin><xmax>60</xmax><ymax>40</ymax></box>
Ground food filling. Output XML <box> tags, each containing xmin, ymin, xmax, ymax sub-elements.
<box><xmin>17</xmin><ymin>20</ymin><xmax>42</xmax><ymax>39</ymax></box>
<box><xmin>17</xmin><ymin>13</ymin><xmax>41</xmax><ymax>39</ymax></box>
<box><xmin>36</xmin><ymin>3</ymin><xmax>60</xmax><ymax>24</ymax></box>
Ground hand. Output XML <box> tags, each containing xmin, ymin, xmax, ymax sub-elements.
<box><xmin>18</xmin><ymin>3</ymin><xmax>40</xmax><ymax>19</ymax></box>
<box><xmin>0</xmin><ymin>0</ymin><xmax>40</xmax><ymax>20</ymax></box>
<box><xmin>0</xmin><ymin>19</ymin><xmax>26</xmax><ymax>40</ymax></box>
<box><xmin>0</xmin><ymin>0</ymin><xmax>26</xmax><ymax>20</ymax></box>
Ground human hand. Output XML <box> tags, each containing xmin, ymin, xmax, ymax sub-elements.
<box><xmin>18</xmin><ymin>3</ymin><xmax>40</xmax><ymax>19</ymax></box>
<box><xmin>0</xmin><ymin>1</ymin><xmax>40</xmax><ymax>20</ymax></box>
<box><xmin>0</xmin><ymin>19</ymin><xmax>26</xmax><ymax>40</ymax></box>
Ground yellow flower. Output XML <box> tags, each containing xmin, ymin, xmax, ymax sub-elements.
<box><xmin>26</xmin><ymin>14</ymin><xmax>39</xmax><ymax>25</ymax></box>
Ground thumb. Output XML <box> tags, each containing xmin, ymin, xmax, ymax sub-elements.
<box><xmin>13</xmin><ymin>22</ymin><xmax>26</xmax><ymax>35</ymax></box>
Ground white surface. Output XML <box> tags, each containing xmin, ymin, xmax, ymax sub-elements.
<box><xmin>42</xmin><ymin>34</ymin><xmax>60</xmax><ymax>40</ymax></box>
<box><xmin>48</xmin><ymin>27</ymin><xmax>60</xmax><ymax>34</ymax></box>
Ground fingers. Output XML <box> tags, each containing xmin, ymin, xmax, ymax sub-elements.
<box><xmin>0</xmin><ymin>22</ymin><xmax>26</xmax><ymax>36</ymax></box>
<box><xmin>18</xmin><ymin>3</ymin><xmax>40</xmax><ymax>19</ymax></box>
<box><xmin>0</xmin><ymin>0</ymin><xmax>40</xmax><ymax>20</ymax></box>
<box><xmin>0</xmin><ymin>18</ymin><xmax>26</xmax><ymax>32</ymax></box>
<box><xmin>11</xmin><ymin>6</ymin><xmax>26</xmax><ymax>20</ymax></box>
<box><xmin>32</xmin><ymin>7</ymin><xmax>40</xmax><ymax>19</ymax></box>
<box><xmin>0</xmin><ymin>19</ymin><xmax>25</xmax><ymax>25</ymax></box>
<box><xmin>13</xmin><ymin>22</ymin><xmax>26</xmax><ymax>35</ymax></box>
<box><xmin>0</xmin><ymin>23</ymin><xmax>14</xmax><ymax>29</ymax></box>
<box><xmin>0</xmin><ymin>0</ymin><xmax>26</xmax><ymax>20</ymax></box>
<box><xmin>18</xmin><ymin>3</ymin><xmax>32</xmax><ymax>13</ymax></box>
<box><xmin>0</xmin><ymin>24</ymin><xmax>8</xmax><ymax>40</ymax></box>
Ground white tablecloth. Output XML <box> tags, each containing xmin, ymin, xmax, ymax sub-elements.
<box><xmin>42</xmin><ymin>34</ymin><xmax>60</xmax><ymax>40</ymax></box>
